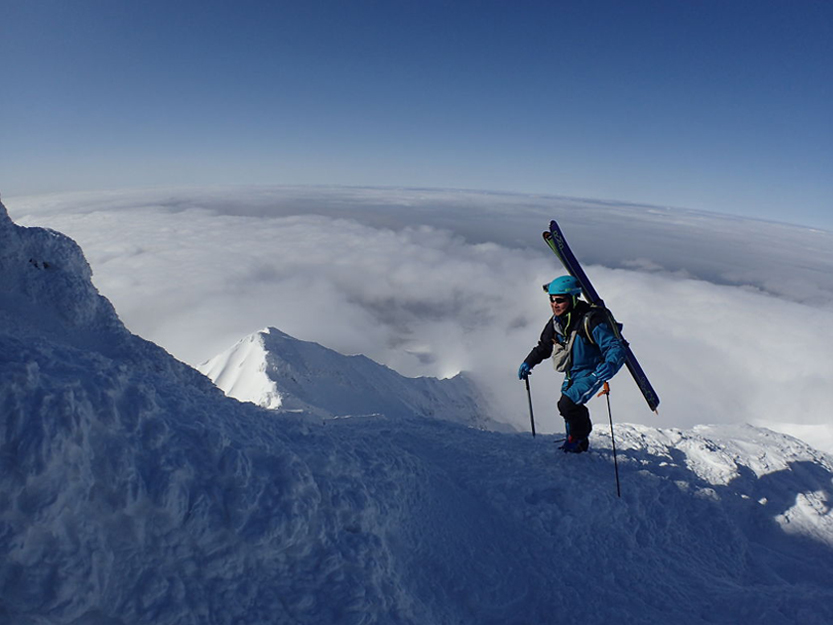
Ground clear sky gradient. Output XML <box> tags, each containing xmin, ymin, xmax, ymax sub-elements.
<box><xmin>2</xmin><ymin>0</ymin><xmax>831</xmax><ymax>228</ymax></box>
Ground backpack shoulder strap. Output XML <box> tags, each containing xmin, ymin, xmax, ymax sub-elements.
<box><xmin>582</xmin><ymin>305</ymin><xmax>628</xmax><ymax>347</ymax></box>
<box><xmin>581</xmin><ymin>306</ymin><xmax>606</xmax><ymax>345</ymax></box>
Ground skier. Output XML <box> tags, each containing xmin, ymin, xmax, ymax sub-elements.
<box><xmin>517</xmin><ymin>276</ymin><xmax>626</xmax><ymax>453</ymax></box>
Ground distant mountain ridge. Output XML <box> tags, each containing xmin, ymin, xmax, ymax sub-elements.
<box><xmin>199</xmin><ymin>326</ymin><xmax>508</xmax><ymax>430</ymax></box>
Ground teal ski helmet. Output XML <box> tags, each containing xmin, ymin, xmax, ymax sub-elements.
<box><xmin>544</xmin><ymin>275</ymin><xmax>582</xmax><ymax>297</ymax></box>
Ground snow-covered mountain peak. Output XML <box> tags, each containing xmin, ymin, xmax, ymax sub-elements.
<box><xmin>199</xmin><ymin>325</ymin><xmax>506</xmax><ymax>429</ymax></box>
<box><xmin>0</xmin><ymin>197</ymin><xmax>11</xmax><ymax>230</ymax></box>
<box><xmin>0</xmin><ymin>198</ymin><xmax>217</xmax><ymax>388</ymax></box>
<box><xmin>0</xmin><ymin>197</ymin><xmax>124</xmax><ymax>346</ymax></box>
<box><xmin>197</xmin><ymin>327</ymin><xmax>284</xmax><ymax>409</ymax></box>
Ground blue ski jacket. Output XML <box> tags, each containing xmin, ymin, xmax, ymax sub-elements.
<box><xmin>523</xmin><ymin>301</ymin><xmax>626</xmax><ymax>405</ymax></box>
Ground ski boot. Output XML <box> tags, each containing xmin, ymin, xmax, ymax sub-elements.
<box><xmin>560</xmin><ymin>435</ymin><xmax>589</xmax><ymax>454</ymax></box>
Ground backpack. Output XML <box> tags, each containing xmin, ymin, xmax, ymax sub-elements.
<box><xmin>551</xmin><ymin>306</ymin><xmax>620</xmax><ymax>372</ymax></box>
<box><xmin>583</xmin><ymin>306</ymin><xmax>625</xmax><ymax>346</ymax></box>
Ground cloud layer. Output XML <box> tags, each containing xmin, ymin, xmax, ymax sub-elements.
<box><xmin>10</xmin><ymin>187</ymin><xmax>833</xmax><ymax>451</ymax></box>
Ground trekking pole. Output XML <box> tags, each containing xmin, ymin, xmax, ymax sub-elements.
<box><xmin>597</xmin><ymin>382</ymin><xmax>621</xmax><ymax>498</ymax></box>
<box><xmin>524</xmin><ymin>377</ymin><xmax>536</xmax><ymax>437</ymax></box>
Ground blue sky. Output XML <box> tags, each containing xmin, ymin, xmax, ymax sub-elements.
<box><xmin>2</xmin><ymin>0</ymin><xmax>831</xmax><ymax>229</ymax></box>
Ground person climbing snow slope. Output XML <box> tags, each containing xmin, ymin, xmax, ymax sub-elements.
<box><xmin>518</xmin><ymin>276</ymin><xmax>625</xmax><ymax>453</ymax></box>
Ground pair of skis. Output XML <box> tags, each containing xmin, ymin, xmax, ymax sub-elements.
<box><xmin>543</xmin><ymin>220</ymin><xmax>660</xmax><ymax>413</ymax></box>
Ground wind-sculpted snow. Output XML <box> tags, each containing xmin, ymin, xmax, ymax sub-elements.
<box><xmin>1</xmin><ymin>200</ymin><xmax>106</xmax><ymax>332</ymax></box>
<box><xmin>3</xmin><ymin>200</ymin><xmax>833</xmax><ymax>624</ymax></box>
<box><xmin>0</xmin><ymin>332</ymin><xmax>418</xmax><ymax>624</ymax></box>
<box><xmin>4</xmin><ymin>342</ymin><xmax>833</xmax><ymax>624</ymax></box>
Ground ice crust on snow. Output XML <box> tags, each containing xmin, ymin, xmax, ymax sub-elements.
<box><xmin>198</xmin><ymin>326</ymin><xmax>506</xmax><ymax>430</ymax></box>
<box><xmin>3</xmin><ymin>199</ymin><xmax>833</xmax><ymax>624</ymax></box>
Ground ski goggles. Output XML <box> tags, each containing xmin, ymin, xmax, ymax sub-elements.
<box><xmin>549</xmin><ymin>295</ymin><xmax>571</xmax><ymax>304</ymax></box>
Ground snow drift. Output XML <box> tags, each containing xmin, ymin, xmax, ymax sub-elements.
<box><xmin>2</xmin><ymin>198</ymin><xmax>833</xmax><ymax>624</ymax></box>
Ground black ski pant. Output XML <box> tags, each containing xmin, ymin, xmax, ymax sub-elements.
<box><xmin>558</xmin><ymin>394</ymin><xmax>592</xmax><ymax>440</ymax></box>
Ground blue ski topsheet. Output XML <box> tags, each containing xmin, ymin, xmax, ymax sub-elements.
<box><xmin>544</xmin><ymin>220</ymin><xmax>660</xmax><ymax>413</ymax></box>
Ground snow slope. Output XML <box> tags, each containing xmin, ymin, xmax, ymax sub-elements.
<box><xmin>3</xmin><ymin>199</ymin><xmax>833</xmax><ymax>624</ymax></box>
<box><xmin>198</xmin><ymin>326</ymin><xmax>506</xmax><ymax>430</ymax></box>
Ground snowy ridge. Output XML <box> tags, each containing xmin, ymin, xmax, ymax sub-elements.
<box><xmin>3</xmin><ymin>199</ymin><xmax>833</xmax><ymax>624</ymax></box>
<box><xmin>199</xmin><ymin>326</ymin><xmax>506</xmax><ymax>430</ymax></box>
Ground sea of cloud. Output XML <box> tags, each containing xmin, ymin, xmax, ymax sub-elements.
<box><xmin>8</xmin><ymin>186</ymin><xmax>833</xmax><ymax>452</ymax></box>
